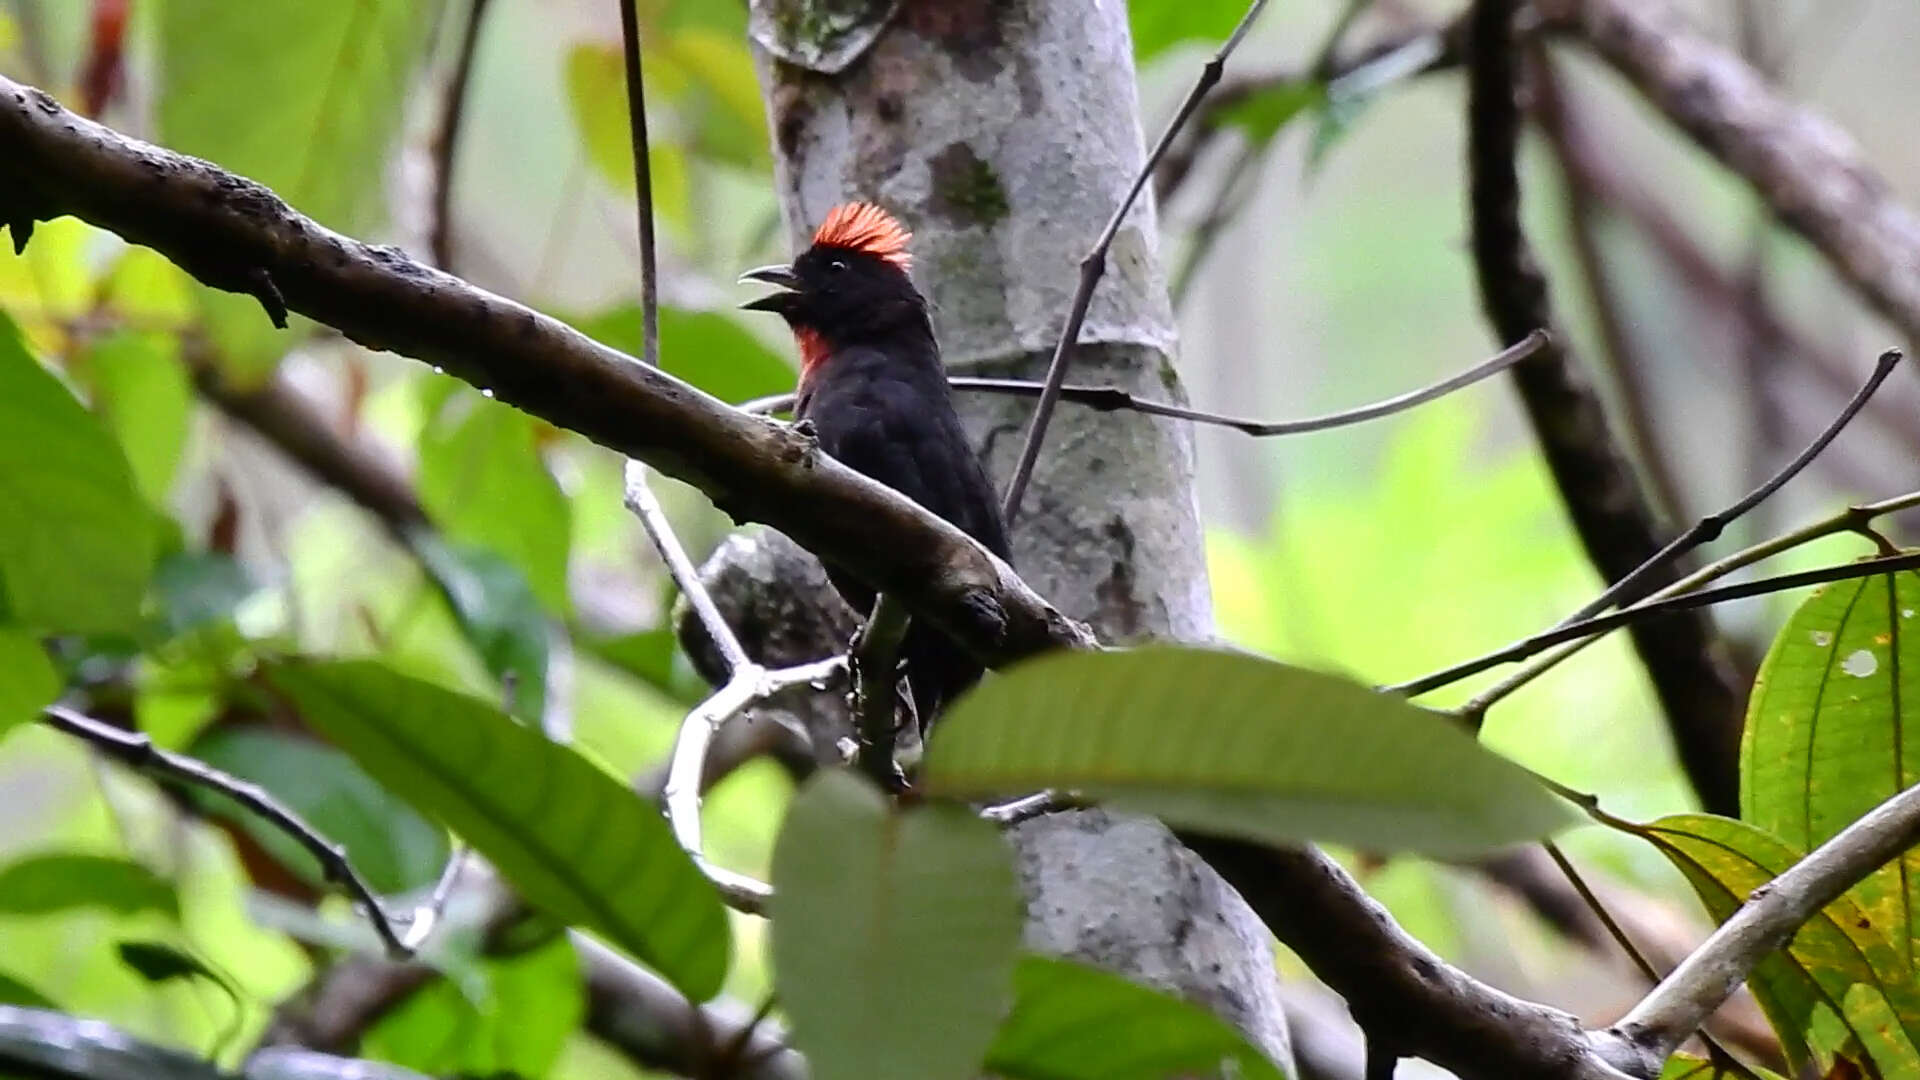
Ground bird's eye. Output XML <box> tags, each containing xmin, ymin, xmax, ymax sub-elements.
<box><xmin>828</xmin><ymin>259</ymin><xmax>848</xmax><ymax>273</ymax></box>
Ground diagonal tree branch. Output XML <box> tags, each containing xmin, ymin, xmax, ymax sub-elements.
<box><xmin>1465</xmin><ymin>0</ymin><xmax>1743</xmax><ymax>815</ymax></box>
<box><xmin>0</xmin><ymin>76</ymin><xmax>1091</xmax><ymax>674</ymax></box>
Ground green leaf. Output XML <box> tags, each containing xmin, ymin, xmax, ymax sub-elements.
<box><xmin>566</xmin><ymin>304</ymin><xmax>794</xmax><ymax>406</ymax></box>
<box><xmin>415</xmin><ymin>536</ymin><xmax>550</xmax><ymax>723</ymax></box>
<box><xmin>186</xmin><ymin>725</ymin><xmax>450</xmax><ymax>895</ymax></box>
<box><xmin>362</xmin><ymin>936</ymin><xmax>585</xmax><ymax>1078</ymax></box>
<box><xmin>417</xmin><ymin>393</ymin><xmax>572</xmax><ymax>615</ymax></box>
<box><xmin>1657</xmin><ymin>1052</ymin><xmax>1787</xmax><ymax>1079</ymax></box>
<box><xmin>83</xmin><ymin>331</ymin><xmax>193</xmax><ymax>503</ymax></box>
<box><xmin>267</xmin><ymin>660</ymin><xmax>729</xmax><ymax>1000</ymax></box>
<box><xmin>1129</xmin><ymin>0</ymin><xmax>1251</xmax><ymax>63</ymax></box>
<box><xmin>986</xmin><ymin>955</ymin><xmax>1286</xmax><ymax>1080</ymax></box>
<box><xmin>1743</xmin><ymin>566</ymin><xmax>1920</xmax><ymax>969</ymax></box>
<box><xmin>0</xmin><ymin>629</ymin><xmax>57</xmax><ymax>737</ymax></box>
<box><xmin>149</xmin><ymin>552</ymin><xmax>260</xmax><ymax>641</ymax></box>
<box><xmin>158</xmin><ymin>0</ymin><xmax>436</xmax><ymax>380</ymax></box>
<box><xmin>771</xmin><ymin>771</ymin><xmax>1022</xmax><ymax>1080</ymax></box>
<box><xmin>0</xmin><ymin>314</ymin><xmax>157</xmax><ymax>632</ymax></box>
<box><xmin>1643</xmin><ymin>814</ymin><xmax>1920</xmax><ymax>1076</ymax></box>
<box><xmin>650</xmin><ymin>28</ymin><xmax>770</xmax><ymax>170</ymax></box>
<box><xmin>0</xmin><ymin>971</ymin><xmax>57</xmax><ymax>1009</ymax></box>
<box><xmin>0</xmin><ymin>854</ymin><xmax>180</xmax><ymax>919</ymax></box>
<box><xmin>924</xmin><ymin>646</ymin><xmax>1575</xmax><ymax>857</ymax></box>
<box><xmin>563</xmin><ymin>43</ymin><xmax>692</xmax><ymax>227</ymax></box>
<box><xmin>1209</xmin><ymin>81</ymin><xmax>1325</xmax><ymax>144</ymax></box>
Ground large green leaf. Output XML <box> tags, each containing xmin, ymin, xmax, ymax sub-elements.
<box><xmin>0</xmin><ymin>629</ymin><xmax>57</xmax><ymax>738</ymax></box>
<box><xmin>159</xmin><ymin>0</ymin><xmax>437</xmax><ymax>380</ymax></box>
<box><xmin>186</xmin><ymin>725</ymin><xmax>450</xmax><ymax>896</ymax></box>
<box><xmin>771</xmin><ymin>771</ymin><xmax>1022</xmax><ymax>1080</ymax></box>
<box><xmin>83</xmin><ymin>331</ymin><xmax>192</xmax><ymax>503</ymax></box>
<box><xmin>0</xmin><ymin>313</ymin><xmax>156</xmax><ymax>632</ymax></box>
<box><xmin>416</xmin><ymin>393</ymin><xmax>572</xmax><ymax>615</ymax></box>
<box><xmin>986</xmin><ymin>955</ymin><xmax>1287</xmax><ymax>1080</ymax></box>
<box><xmin>924</xmin><ymin>646</ymin><xmax>1574</xmax><ymax>857</ymax></box>
<box><xmin>1643</xmin><ymin>814</ymin><xmax>1920</xmax><ymax>1077</ymax></box>
<box><xmin>1743</xmin><ymin>566</ymin><xmax>1920</xmax><ymax>969</ymax></box>
<box><xmin>0</xmin><ymin>854</ymin><xmax>179</xmax><ymax>919</ymax></box>
<box><xmin>267</xmin><ymin>660</ymin><xmax>729</xmax><ymax>1000</ymax></box>
<box><xmin>567</xmin><ymin>304</ymin><xmax>794</xmax><ymax>406</ymax></box>
<box><xmin>414</xmin><ymin>536</ymin><xmax>550</xmax><ymax>723</ymax></box>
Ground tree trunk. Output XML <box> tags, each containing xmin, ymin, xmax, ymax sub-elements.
<box><xmin>745</xmin><ymin>0</ymin><xmax>1292</xmax><ymax>1066</ymax></box>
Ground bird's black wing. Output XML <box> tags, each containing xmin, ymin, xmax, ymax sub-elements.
<box><xmin>797</xmin><ymin>345</ymin><xmax>1011</xmax><ymax>720</ymax></box>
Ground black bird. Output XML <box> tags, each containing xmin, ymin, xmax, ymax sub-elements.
<box><xmin>740</xmin><ymin>202</ymin><xmax>1012</xmax><ymax>727</ymax></box>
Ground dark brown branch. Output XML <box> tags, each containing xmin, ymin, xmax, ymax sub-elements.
<box><xmin>1184</xmin><ymin>836</ymin><xmax>1647</xmax><ymax>1079</ymax></box>
<box><xmin>999</xmin><ymin>0</ymin><xmax>1270</xmax><ymax>524</ymax></box>
<box><xmin>1465</xmin><ymin>0</ymin><xmax>1742</xmax><ymax>816</ymax></box>
<box><xmin>0</xmin><ymin>76</ymin><xmax>1092</xmax><ymax>674</ymax></box>
<box><xmin>429</xmin><ymin>0</ymin><xmax>492</xmax><ymax>270</ymax></box>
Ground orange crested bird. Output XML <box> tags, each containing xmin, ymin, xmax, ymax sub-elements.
<box><xmin>740</xmin><ymin>202</ymin><xmax>1013</xmax><ymax>727</ymax></box>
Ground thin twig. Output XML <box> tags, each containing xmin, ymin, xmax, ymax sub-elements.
<box><xmin>738</xmin><ymin>331</ymin><xmax>1547</xmax><ymax>436</ymax></box>
<box><xmin>1449</xmin><ymin>361</ymin><xmax>1908</xmax><ymax>722</ymax></box>
<box><xmin>42</xmin><ymin>705</ymin><xmax>414</xmax><ymax>960</ymax></box>
<box><xmin>999</xmin><ymin>0</ymin><xmax>1271</xmax><ymax>525</ymax></box>
<box><xmin>1395</xmin><ymin>547</ymin><xmax>1920</xmax><ymax>698</ymax></box>
<box><xmin>616</xmin><ymin>0</ymin><xmax>659</xmax><ymax>368</ymax></box>
<box><xmin>1543</xmin><ymin>841</ymin><xmax>1661</xmax><ymax>984</ymax></box>
<box><xmin>429</xmin><ymin>0</ymin><xmax>493</xmax><ymax>270</ymax></box>
<box><xmin>850</xmin><ymin>595</ymin><xmax>911</xmax><ymax>793</ymax></box>
<box><xmin>1556</xmin><ymin>349</ymin><xmax>1900</xmax><ymax>627</ymax></box>
<box><xmin>1611</xmin><ymin>779</ymin><xmax>1920</xmax><ymax>1063</ymax></box>
<box><xmin>625</xmin><ymin>460</ymin><xmax>748</xmax><ymax>675</ymax></box>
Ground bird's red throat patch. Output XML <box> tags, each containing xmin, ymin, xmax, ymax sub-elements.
<box><xmin>812</xmin><ymin>202</ymin><xmax>912</xmax><ymax>271</ymax></box>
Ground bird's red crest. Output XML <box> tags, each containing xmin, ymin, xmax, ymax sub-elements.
<box><xmin>812</xmin><ymin>202</ymin><xmax>912</xmax><ymax>271</ymax></box>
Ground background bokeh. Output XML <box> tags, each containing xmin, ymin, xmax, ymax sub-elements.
<box><xmin>1</xmin><ymin>0</ymin><xmax>1911</xmax><ymax>1073</ymax></box>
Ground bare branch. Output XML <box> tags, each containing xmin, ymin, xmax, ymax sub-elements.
<box><xmin>42</xmin><ymin>706</ymin><xmax>417</xmax><ymax>961</ymax></box>
<box><xmin>1558</xmin><ymin>349</ymin><xmax>1899</xmax><ymax>625</ymax></box>
<box><xmin>999</xmin><ymin>0</ymin><xmax>1271</xmax><ymax>525</ymax></box>
<box><xmin>1610</xmin><ymin>781</ymin><xmax>1920</xmax><ymax>1062</ymax></box>
<box><xmin>739</xmin><ymin>331</ymin><xmax>1546</xmax><ymax>437</ymax></box>
<box><xmin>1396</xmin><ymin>547</ymin><xmax>1920</xmax><ymax>697</ymax></box>
<box><xmin>0</xmin><ymin>76</ymin><xmax>1092</xmax><ymax>674</ymax></box>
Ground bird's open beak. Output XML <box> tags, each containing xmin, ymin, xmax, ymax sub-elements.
<box><xmin>738</xmin><ymin>264</ymin><xmax>800</xmax><ymax>312</ymax></box>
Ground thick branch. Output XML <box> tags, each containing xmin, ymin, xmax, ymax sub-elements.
<box><xmin>1464</xmin><ymin>0</ymin><xmax>1742</xmax><ymax>815</ymax></box>
<box><xmin>0</xmin><ymin>77</ymin><xmax>1090</xmax><ymax>671</ymax></box>
<box><xmin>1185</xmin><ymin>837</ymin><xmax>1644</xmax><ymax>1079</ymax></box>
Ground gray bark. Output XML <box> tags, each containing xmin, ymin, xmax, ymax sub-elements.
<box><xmin>739</xmin><ymin>0</ymin><xmax>1291</xmax><ymax>1068</ymax></box>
